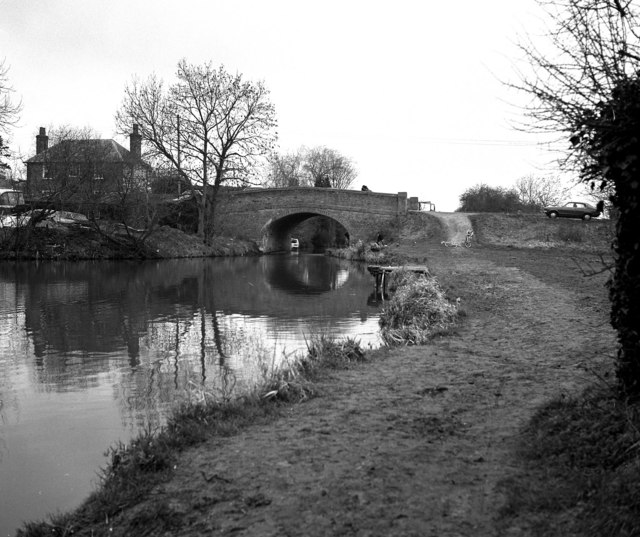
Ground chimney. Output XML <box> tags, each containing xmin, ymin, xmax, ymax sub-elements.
<box><xmin>129</xmin><ymin>124</ymin><xmax>142</xmax><ymax>160</ymax></box>
<box><xmin>36</xmin><ymin>127</ymin><xmax>48</xmax><ymax>154</ymax></box>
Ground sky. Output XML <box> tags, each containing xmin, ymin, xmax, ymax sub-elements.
<box><xmin>0</xmin><ymin>0</ymin><xmax>581</xmax><ymax>211</ymax></box>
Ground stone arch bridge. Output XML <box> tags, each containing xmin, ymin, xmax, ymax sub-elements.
<box><xmin>213</xmin><ymin>187</ymin><xmax>421</xmax><ymax>252</ymax></box>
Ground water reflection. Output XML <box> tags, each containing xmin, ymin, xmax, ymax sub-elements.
<box><xmin>0</xmin><ymin>254</ymin><xmax>380</xmax><ymax>536</ymax></box>
<box><xmin>264</xmin><ymin>254</ymin><xmax>350</xmax><ymax>294</ymax></box>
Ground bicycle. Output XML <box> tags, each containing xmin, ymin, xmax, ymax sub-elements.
<box><xmin>441</xmin><ymin>229</ymin><xmax>474</xmax><ymax>248</ymax></box>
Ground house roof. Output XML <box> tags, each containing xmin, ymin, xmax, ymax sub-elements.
<box><xmin>25</xmin><ymin>139</ymin><xmax>145</xmax><ymax>165</ymax></box>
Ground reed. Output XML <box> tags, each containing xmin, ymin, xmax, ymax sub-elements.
<box><xmin>260</xmin><ymin>335</ymin><xmax>366</xmax><ymax>402</ymax></box>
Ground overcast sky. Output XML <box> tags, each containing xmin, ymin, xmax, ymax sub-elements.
<box><xmin>1</xmin><ymin>0</ymin><xmax>574</xmax><ymax>211</ymax></box>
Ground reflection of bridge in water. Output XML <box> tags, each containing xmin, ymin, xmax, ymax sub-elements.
<box><xmin>261</xmin><ymin>254</ymin><xmax>350</xmax><ymax>295</ymax></box>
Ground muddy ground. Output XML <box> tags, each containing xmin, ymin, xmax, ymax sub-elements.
<box><xmin>83</xmin><ymin>213</ymin><xmax>616</xmax><ymax>537</ymax></box>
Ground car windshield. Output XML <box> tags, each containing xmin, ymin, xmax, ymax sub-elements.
<box><xmin>0</xmin><ymin>191</ymin><xmax>24</xmax><ymax>207</ymax></box>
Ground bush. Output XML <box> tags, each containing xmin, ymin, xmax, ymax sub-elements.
<box><xmin>457</xmin><ymin>183</ymin><xmax>526</xmax><ymax>213</ymax></box>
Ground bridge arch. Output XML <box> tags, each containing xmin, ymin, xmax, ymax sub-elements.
<box><xmin>261</xmin><ymin>209</ymin><xmax>352</xmax><ymax>252</ymax></box>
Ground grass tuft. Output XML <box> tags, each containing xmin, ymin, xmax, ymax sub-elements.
<box><xmin>379</xmin><ymin>270</ymin><xmax>459</xmax><ymax>345</ymax></box>
<box><xmin>260</xmin><ymin>335</ymin><xmax>366</xmax><ymax>402</ymax></box>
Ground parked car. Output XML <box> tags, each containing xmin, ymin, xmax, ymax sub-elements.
<box><xmin>0</xmin><ymin>209</ymin><xmax>89</xmax><ymax>228</ymax></box>
<box><xmin>290</xmin><ymin>238</ymin><xmax>299</xmax><ymax>249</ymax></box>
<box><xmin>0</xmin><ymin>188</ymin><xmax>24</xmax><ymax>212</ymax></box>
<box><xmin>544</xmin><ymin>201</ymin><xmax>601</xmax><ymax>220</ymax></box>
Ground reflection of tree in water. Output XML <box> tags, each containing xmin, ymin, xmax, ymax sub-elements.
<box><xmin>115</xmin><ymin>307</ymin><xmax>244</xmax><ymax>431</ymax></box>
<box><xmin>0</xmin><ymin>399</ymin><xmax>7</xmax><ymax>464</ymax></box>
<box><xmin>113</xmin><ymin>301</ymin><xmax>287</xmax><ymax>430</ymax></box>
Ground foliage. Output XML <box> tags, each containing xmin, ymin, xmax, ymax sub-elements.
<box><xmin>379</xmin><ymin>271</ymin><xmax>459</xmax><ymax>345</ymax></box>
<box><xmin>457</xmin><ymin>183</ymin><xmax>525</xmax><ymax>212</ymax></box>
<box><xmin>577</xmin><ymin>77</ymin><xmax>640</xmax><ymax>398</ymax></box>
<box><xmin>515</xmin><ymin>0</ymin><xmax>640</xmax><ymax>399</ymax></box>
<box><xmin>266</xmin><ymin>146</ymin><xmax>357</xmax><ymax>189</ymax></box>
<box><xmin>116</xmin><ymin>59</ymin><xmax>277</xmax><ymax>241</ymax></box>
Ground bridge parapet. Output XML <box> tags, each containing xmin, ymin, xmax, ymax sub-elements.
<box><xmin>213</xmin><ymin>187</ymin><xmax>412</xmax><ymax>251</ymax></box>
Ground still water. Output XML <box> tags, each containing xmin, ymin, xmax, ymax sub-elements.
<box><xmin>0</xmin><ymin>254</ymin><xmax>382</xmax><ymax>536</ymax></box>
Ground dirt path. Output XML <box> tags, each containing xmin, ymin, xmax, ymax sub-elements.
<box><xmin>431</xmin><ymin>212</ymin><xmax>474</xmax><ymax>245</ymax></box>
<box><xmin>102</xmin><ymin>241</ymin><xmax>614</xmax><ymax>536</ymax></box>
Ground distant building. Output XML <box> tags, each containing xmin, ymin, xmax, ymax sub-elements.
<box><xmin>25</xmin><ymin>125</ymin><xmax>151</xmax><ymax>202</ymax></box>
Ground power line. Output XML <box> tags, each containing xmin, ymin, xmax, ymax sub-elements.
<box><xmin>416</xmin><ymin>137</ymin><xmax>547</xmax><ymax>147</ymax></box>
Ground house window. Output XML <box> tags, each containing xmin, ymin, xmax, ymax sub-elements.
<box><xmin>42</xmin><ymin>166</ymin><xmax>54</xmax><ymax>193</ymax></box>
<box><xmin>92</xmin><ymin>173</ymin><xmax>104</xmax><ymax>194</ymax></box>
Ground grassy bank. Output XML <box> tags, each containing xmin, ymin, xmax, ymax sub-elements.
<box><xmin>498</xmin><ymin>386</ymin><xmax>640</xmax><ymax>536</ymax></box>
<box><xmin>468</xmin><ymin>212</ymin><xmax>614</xmax><ymax>251</ymax></box>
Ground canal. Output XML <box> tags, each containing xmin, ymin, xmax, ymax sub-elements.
<box><xmin>0</xmin><ymin>253</ymin><xmax>382</xmax><ymax>536</ymax></box>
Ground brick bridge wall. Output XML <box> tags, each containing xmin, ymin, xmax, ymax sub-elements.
<box><xmin>213</xmin><ymin>187</ymin><xmax>418</xmax><ymax>252</ymax></box>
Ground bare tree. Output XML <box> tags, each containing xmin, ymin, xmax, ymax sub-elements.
<box><xmin>303</xmin><ymin>147</ymin><xmax>357</xmax><ymax>189</ymax></box>
<box><xmin>266</xmin><ymin>149</ymin><xmax>309</xmax><ymax>187</ymax></box>
<box><xmin>1</xmin><ymin>59</ymin><xmax>22</xmax><ymax>177</ymax></box>
<box><xmin>512</xmin><ymin>0</ymin><xmax>640</xmax><ymax>184</ymax></box>
<box><xmin>0</xmin><ymin>59</ymin><xmax>21</xmax><ymax>133</ymax></box>
<box><xmin>265</xmin><ymin>146</ymin><xmax>358</xmax><ymax>189</ymax></box>
<box><xmin>514</xmin><ymin>175</ymin><xmax>566</xmax><ymax>208</ymax></box>
<box><xmin>0</xmin><ymin>135</ymin><xmax>10</xmax><ymax>181</ymax></box>
<box><xmin>115</xmin><ymin>60</ymin><xmax>277</xmax><ymax>241</ymax></box>
<box><xmin>513</xmin><ymin>0</ymin><xmax>640</xmax><ymax>398</ymax></box>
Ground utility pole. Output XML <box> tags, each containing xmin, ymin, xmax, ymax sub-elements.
<box><xmin>177</xmin><ymin>115</ymin><xmax>181</xmax><ymax>199</ymax></box>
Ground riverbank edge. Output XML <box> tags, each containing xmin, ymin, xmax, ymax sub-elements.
<box><xmin>16</xmin><ymin>336</ymin><xmax>373</xmax><ymax>537</ymax></box>
<box><xmin>0</xmin><ymin>225</ymin><xmax>262</xmax><ymax>261</ymax></box>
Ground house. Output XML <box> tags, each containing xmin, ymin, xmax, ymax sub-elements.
<box><xmin>25</xmin><ymin>125</ymin><xmax>151</xmax><ymax>202</ymax></box>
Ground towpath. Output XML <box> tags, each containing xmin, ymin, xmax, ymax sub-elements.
<box><xmin>100</xmin><ymin>240</ymin><xmax>613</xmax><ymax>536</ymax></box>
